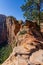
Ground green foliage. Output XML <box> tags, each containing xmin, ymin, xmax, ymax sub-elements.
<box><xmin>21</xmin><ymin>0</ymin><xmax>43</xmax><ymax>25</ymax></box>
<box><xmin>0</xmin><ymin>44</ymin><xmax>12</xmax><ymax>64</ymax></box>
<box><xmin>19</xmin><ymin>30</ymin><xmax>27</xmax><ymax>35</ymax></box>
<box><xmin>40</xmin><ymin>12</ymin><xmax>43</xmax><ymax>20</ymax></box>
<box><xmin>21</xmin><ymin>0</ymin><xmax>39</xmax><ymax>20</ymax></box>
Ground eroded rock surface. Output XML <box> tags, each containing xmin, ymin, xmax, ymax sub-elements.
<box><xmin>30</xmin><ymin>49</ymin><xmax>43</xmax><ymax>65</ymax></box>
<box><xmin>2</xmin><ymin>21</ymin><xmax>43</xmax><ymax>65</ymax></box>
<box><xmin>6</xmin><ymin>16</ymin><xmax>21</xmax><ymax>48</ymax></box>
<box><xmin>0</xmin><ymin>17</ymin><xmax>43</xmax><ymax>65</ymax></box>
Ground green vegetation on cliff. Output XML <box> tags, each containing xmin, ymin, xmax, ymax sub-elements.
<box><xmin>0</xmin><ymin>44</ymin><xmax>12</xmax><ymax>64</ymax></box>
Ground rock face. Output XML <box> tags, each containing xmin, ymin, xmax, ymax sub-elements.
<box><xmin>0</xmin><ymin>14</ymin><xmax>43</xmax><ymax>45</ymax></box>
<box><xmin>0</xmin><ymin>14</ymin><xmax>7</xmax><ymax>43</ymax></box>
<box><xmin>2</xmin><ymin>49</ymin><xmax>43</xmax><ymax>65</ymax></box>
<box><xmin>0</xmin><ymin>14</ymin><xmax>43</xmax><ymax>65</ymax></box>
<box><xmin>6</xmin><ymin>16</ymin><xmax>21</xmax><ymax>47</ymax></box>
<box><xmin>40</xmin><ymin>22</ymin><xmax>43</xmax><ymax>36</ymax></box>
<box><xmin>30</xmin><ymin>49</ymin><xmax>43</xmax><ymax>65</ymax></box>
<box><xmin>0</xmin><ymin>15</ymin><xmax>21</xmax><ymax>46</ymax></box>
<box><xmin>2</xmin><ymin>20</ymin><xmax>43</xmax><ymax>65</ymax></box>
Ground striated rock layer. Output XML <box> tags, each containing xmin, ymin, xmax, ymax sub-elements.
<box><xmin>0</xmin><ymin>15</ymin><xmax>22</xmax><ymax>46</ymax></box>
<box><xmin>2</xmin><ymin>20</ymin><xmax>43</xmax><ymax>65</ymax></box>
<box><xmin>0</xmin><ymin>14</ymin><xmax>43</xmax><ymax>65</ymax></box>
<box><xmin>6</xmin><ymin>16</ymin><xmax>21</xmax><ymax>47</ymax></box>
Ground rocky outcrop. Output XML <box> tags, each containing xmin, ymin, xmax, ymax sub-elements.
<box><xmin>6</xmin><ymin>16</ymin><xmax>21</xmax><ymax>47</ymax></box>
<box><xmin>30</xmin><ymin>49</ymin><xmax>43</xmax><ymax>65</ymax></box>
<box><xmin>40</xmin><ymin>22</ymin><xmax>43</xmax><ymax>36</ymax></box>
<box><xmin>0</xmin><ymin>14</ymin><xmax>43</xmax><ymax>65</ymax></box>
<box><xmin>2</xmin><ymin>20</ymin><xmax>43</xmax><ymax>65</ymax></box>
<box><xmin>0</xmin><ymin>14</ymin><xmax>43</xmax><ymax>45</ymax></box>
<box><xmin>0</xmin><ymin>15</ymin><xmax>22</xmax><ymax>46</ymax></box>
<box><xmin>2</xmin><ymin>48</ymin><xmax>43</xmax><ymax>65</ymax></box>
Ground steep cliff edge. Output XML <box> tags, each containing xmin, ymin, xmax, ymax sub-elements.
<box><xmin>2</xmin><ymin>20</ymin><xmax>43</xmax><ymax>65</ymax></box>
<box><xmin>0</xmin><ymin>14</ymin><xmax>43</xmax><ymax>65</ymax></box>
<box><xmin>0</xmin><ymin>15</ymin><xmax>21</xmax><ymax>46</ymax></box>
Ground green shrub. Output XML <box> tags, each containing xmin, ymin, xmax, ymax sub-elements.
<box><xmin>19</xmin><ymin>30</ymin><xmax>27</xmax><ymax>35</ymax></box>
<box><xmin>0</xmin><ymin>44</ymin><xmax>12</xmax><ymax>64</ymax></box>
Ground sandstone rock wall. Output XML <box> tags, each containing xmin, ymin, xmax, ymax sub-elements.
<box><xmin>0</xmin><ymin>14</ymin><xmax>7</xmax><ymax>43</ymax></box>
<box><xmin>0</xmin><ymin>15</ymin><xmax>43</xmax><ymax>65</ymax></box>
<box><xmin>6</xmin><ymin>16</ymin><xmax>21</xmax><ymax>47</ymax></box>
<box><xmin>0</xmin><ymin>14</ymin><xmax>43</xmax><ymax>47</ymax></box>
<box><xmin>2</xmin><ymin>20</ymin><xmax>43</xmax><ymax>65</ymax></box>
<box><xmin>40</xmin><ymin>22</ymin><xmax>43</xmax><ymax>36</ymax></box>
<box><xmin>0</xmin><ymin>14</ymin><xmax>22</xmax><ymax>46</ymax></box>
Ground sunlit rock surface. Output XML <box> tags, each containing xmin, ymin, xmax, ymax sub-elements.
<box><xmin>2</xmin><ymin>20</ymin><xmax>43</xmax><ymax>65</ymax></box>
<box><xmin>0</xmin><ymin>14</ymin><xmax>43</xmax><ymax>65</ymax></box>
<box><xmin>30</xmin><ymin>50</ymin><xmax>43</xmax><ymax>65</ymax></box>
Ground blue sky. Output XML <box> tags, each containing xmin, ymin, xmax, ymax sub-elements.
<box><xmin>0</xmin><ymin>0</ymin><xmax>43</xmax><ymax>20</ymax></box>
<box><xmin>0</xmin><ymin>0</ymin><xmax>24</xmax><ymax>20</ymax></box>
<box><xmin>40</xmin><ymin>2</ymin><xmax>43</xmax><ymax>11</ymax></box>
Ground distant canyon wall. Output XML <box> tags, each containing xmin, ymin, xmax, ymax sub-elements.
<box><xmin>0</xmin><ymin>14</ymin><xmax>43</xmax><ymax>45</ymax></box>
<box><xmin>0</xmin><ymin>14</ymin><xmax>7</xmax><ymax>43</ymax></box>
<box><xmin>0</xmin><ymin>14</ymin><xmax>22</xmax><ymax>45</ymax></box>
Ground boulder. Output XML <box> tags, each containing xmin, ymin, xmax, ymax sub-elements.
<box><xmin>30</xmin><ymin>49</ymin><xmax>43</xmax><ymax>65</ymax></box>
